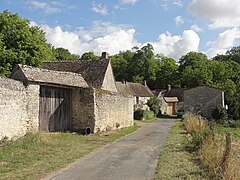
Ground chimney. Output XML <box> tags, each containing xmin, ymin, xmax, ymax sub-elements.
<box><xmin>102</xmin><ymin>52</ymin><xmax>109</xmax><ymax>60</ymax></box>
<box><xmin>167</xmin><ymin>84</ymin><xmax>171</xmax><ymax>92</ymax></box>
<box><xmin>144</xmin><ymin>80</ymin><xmax>147</xmax><ymax>86</ymax></box>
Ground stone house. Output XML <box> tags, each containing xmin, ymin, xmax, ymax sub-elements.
<box><xmin>154</xmin><ymin>85</ymin><xmax>186</xmax><ymax>115</ymax></box>
<box><xmin>0</xmin><ymin>55</ymin><xmax>134</xmax><ymax>140</ymax></box>
<box><xmin>116</xmin><ymin>81</ymin><xmax>153</xmax><ymax>110</ymax></box>
<box><xmin>183</xmin><ymin>86</ymin><xmax>224</xmax><ymax>118</ymax></box>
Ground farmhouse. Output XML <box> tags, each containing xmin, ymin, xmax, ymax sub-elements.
<box><xmin>0</xmin><ymin>54</ymin><xmax>134</xmax><ymax>140</ymax></box>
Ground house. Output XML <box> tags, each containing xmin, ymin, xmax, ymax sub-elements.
<box><xmin>116</xmin><ymin>81</ymin><xmax>153</xmax><ymax>110</ymax></box>
<box><xmin>0</xmin><ymin>53</ymin><xmax>134</xmax><ymax>140</ymax></box>
<box><xmin>183</xmin><ymin>85</ymin><xmax>224</xmax><ymax>118</ymax></box>
<box><xmin>154</xmin><ymin>85</ymin><xmax>186</xmax><ymax>115</ymax></box>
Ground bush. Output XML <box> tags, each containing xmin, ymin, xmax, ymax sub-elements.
<box><xmin>147</xmin><ymin>96</ymin><xmax>161</xmax><ymax>116</ymax></box>
<box><xmin>183</xmin><ymin>112</ymin><xmax>206</xmax><ymax>134</ymax></box>
<box><xmin>212</xmin><ymin>105</ymin><xmax>228</xmax><ymax>124</ymax></box>
<box><xmin>143</xmin><ymin>110</ymin><xmax>155</xmax><ymax>120</ymax></box>
<box><xmin>134</xmin><ymin>109</ymin><xmax>145</xmax><ymax>120</ymax></box>
<box><xmin>191</xmin><ymin>129</ymin><xmax>210</xmax><ymax>150</ymax></box>
<box><xmin>134</xmin><ymin>109</ymin><xmax>155</xmax><ymax>120</ymax></box>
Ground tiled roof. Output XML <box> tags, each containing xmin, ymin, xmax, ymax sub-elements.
<box><xmin>115</xmin><ymin>82</ymin><xmax>133</xmax><ymax>96</ymax></box>
<box><xmin>11</xmin><ymin>64</ymin><xmax>88</xmax><ymax>88</ymax></box>
<box><xmin>127</xmin><ymin>82</ymin><xmax>153</xmax><ymax>97</ymax></box>
<box><xmin>164</xmin><ymin>97</ymin><xmax>179</xmax><ymax>103</ymax></box>
<box><xmin>42</xmin><ymin>60</ymin><xmax>110</xmax><ymax>89</ymax></box>
<box><xmin>163</xmin><ymin>88</ymin><xmax>187</xmax><ymax>101</ymax></box>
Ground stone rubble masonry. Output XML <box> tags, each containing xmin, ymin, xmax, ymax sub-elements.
<box><xmin>183</xmin><ymin>86</ymin><xmax>224</xmax><ymax>118</ymax></box>
<box><xmin>0</xmin><ymin>77</ymin><xmax>134</xmax><ymax>140</ymax></box>
<box><xmin>72</xmin><ymin>88</ymin><xmax>134</xmax><ymax>133</ymax></box>
<box><xmin>94</xmin><ymin>90</ymin><xmax>134</xmax><ymax>132</ymax></box>
<box><xmin>0</xmin><ymin>77</ymin><xmax>39</xmax><ymax>140</ymax></box>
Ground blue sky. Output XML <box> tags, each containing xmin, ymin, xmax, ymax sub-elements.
<box><xmin>1</xmin><ymin>0</ymin><xmax>240</xmax><ymax>60</ymax></box>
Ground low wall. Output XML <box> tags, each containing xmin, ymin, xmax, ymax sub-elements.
<box><xmin>94</xmin><ymin>90</ymin><xmax>134</xmax><ymax>132</ymax></box>
<box><xmin>0</xmin><ymin>77</ymin><xmax>39</xmax><ymax>140</ymax></box>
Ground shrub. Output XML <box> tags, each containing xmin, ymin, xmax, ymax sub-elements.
<box><xmin>143</xmin><ymin>110</ymin><xmax>155</xmax><ymax>120</ymax></box>
<box><xmin>134</xmin><ymin>109</ymin><xmax>145</xmax><ymax>120</ymax></box>
<box><xmin>134</xmin><ymin>109</ymin><xmax>155</xmax><ymax>120</ymax></box>
<box><xmin>147</xmin><ymin>96</ymin><xmax>161</xmax><ymax>116</ymax></box>
<box><xmin>212</xmin><ymin>105</ymin><xmax>228</xmax><ymax>124</ymax></box>
<box><xmin>183</xmin><ymin>112</ymin><xmax>206</xmax><ymax>134</ymax></box>
<box><xmin>191</xmin><ymin>129</ymin><xmax>211</xmax><ymax>150</ymax></box>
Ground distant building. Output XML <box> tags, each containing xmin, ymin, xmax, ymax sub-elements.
<box><xmin>116</xmin><ymin>81</ymin><xmax>153</xmax><ymax>110</ymax></box>
<box><xmin>183</xmin><ymin>86</ymin><xmax>224</xmax><ymax>118</ymax></box>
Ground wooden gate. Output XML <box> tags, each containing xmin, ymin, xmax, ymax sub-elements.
<box><xmin>39</xmin><ymin>86</ymin><xmax>72</xmax><ymax>132</ymax></box>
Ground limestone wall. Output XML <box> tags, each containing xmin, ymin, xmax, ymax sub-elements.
<box><xmin>94</xmin><ymin>90</ymin><xmax>134</xmax><ymax>132</ymax></box>
<box><xmin>0</xmin><ymin>77</ymin><xmax>39</xmax><ymax>140</ymax></box>
<box><xmin>72</xmin><ymin>87</ymin><xmax>96</xmax><ymax>132</ymax></box>
<box><xmin>184</xmin><ymin>86</ymin><xmax>224</xmax><ymax>118</ymax></box>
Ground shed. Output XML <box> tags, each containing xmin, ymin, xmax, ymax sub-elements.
<box><xmin>11</xmin><ymin>64</ymin><xmax>88</xmax><ymax>132</ymax></box>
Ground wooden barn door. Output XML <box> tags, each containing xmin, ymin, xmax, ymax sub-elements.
<box><xmin>39</xmin><ymin>86</ymin><xmax>72</xmax><ymax>132</ymax></box>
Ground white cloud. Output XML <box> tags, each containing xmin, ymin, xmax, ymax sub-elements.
<box><xmin>40</xmin><ymin>22</ymin><xmax>140</xmax><ymax>56</ymax></box>
<box><xmin>92</xmin><ymin>3</ymin><xmax>108</xmax><ymax>15</ymax></box>
<box><xmin>149</xmin><ymin>30</ymin><xmax>200</xmax><ymax>60</ymax></box>
<box><xmin>188</xmin><ymin>0</ymin><xmax>240</xmax><ymax>29</ymax></box>
<box><xmin>119</xmin><ymin>0</ymin><xmax>139</xmax><ymax>5</ymax></box>
<box><xmin>175</xmin><ymin>16</ymin><xmax>184</xmax><ymax>25</ymax></box>
<box><xmin>206</xmin><ymin>28</ymin><xmax>240</xmax><ymax>57</ymax></box>
<box><xmin>30</xmin><ymin>0</ymin><xmax>61</xmax><ymax>14</ymax></box>
<box><xmin>152</xmin><ymin>0</ymin><xmax>182</xmax><ymax>9</ymax></box>
<box><xmin>190</xmin><ymin>24</ymin><xmax>202</xmax><ymax>32</ymax></box>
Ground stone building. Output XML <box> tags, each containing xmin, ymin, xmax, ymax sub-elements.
<box><xmin>154</xmin><ymin>85</ymin><xmax>186</xmax><ymax>115</ymax></box>
<box><xmin>116</xmin><ymin>81</ymin><xmax>153</xmax><ymax>110</ymax></box>
<box><xmin>183</xmin><ymin>86</ymin><xmax>224</xmax><ymax>118</ymax></box>
<box><xmin>0</xmin><ymin>55</ymin><xmax>134</xmax><ymax>140</ymax></box>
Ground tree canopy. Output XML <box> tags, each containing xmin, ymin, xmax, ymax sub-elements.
<box><xmin>0</xmin><ymin>10</ymin><xmax>55</xmax><ymax>76</ymax></box>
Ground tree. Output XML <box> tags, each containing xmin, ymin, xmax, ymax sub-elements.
<box><xmin>80</xmin><ymin>52</ymin><xmax>99</xmax><ymax>61</ymax></box>
<box><xmin>0</xmin><ymin>10</ymin><xmax>55</xmax><ymax>76</ymax></box>
<box><xmin>54</xmin><ymin>47</ymin><xmax>77</xmax><ymax>61</ymax></box>
<box><xmin>155</xmin><ymin>54</ymin><xmax>180</xmax><ymax>89</ymax></box>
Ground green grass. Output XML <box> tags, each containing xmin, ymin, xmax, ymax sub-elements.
<box><xmin>135</xmin><ymin>117</ymin><xmax>159</xmax><ymax>123</ymax></box>
<box><xmin>0</xmin><ymin>125</ymin><xmax>140</xmax><ymax>180</ymax></box>
<box><xmin>154</xmin><ymin>120</ymin><xmax>209</xmax><ymax>180</ymax></box>
<box><xmin>215</xmin><ymin>126</ymin><xmax>240</xmax><ymax>139</ymax></box>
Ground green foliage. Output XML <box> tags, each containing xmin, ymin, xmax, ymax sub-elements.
<box><xmin>143</xmin><ymin>110</ymin><xmax>155</xmax><ymax>120</ymax></box>
<box><xmin>0</xmin><ymin>10</ymin><xmax>55</xmax><ymax>76</ymax></box>
<box><xmin>134</xmin><ymin>109</ymin><xmax>144</xmax><ymax>120</ymax></box>
<box><xmin>191</xmin><ymin>129</ymin><xmax>210</xmax><ymax>150</ymax></box>
<box><xmin>147</xmin><ymin>96</ymin><xmax>161</xmax><ymax>116</ymax></box>
<box><xmin>80</xmin><ymin>51</ymin><xmax>99</xmax><ymax>61</ymax></box>
<box><xmin>212</xmin><ymin>105</ymin><xmax>228</xmax><ymax>124</ymax></box>
<box><xmin>54</xmin><ymin>47</ymin><xmax>78</xmax><ymax>61</ymax></box>
<box><xmin>134</xmin><ymin>109</ymin><xmax>155</xmax><ymax>120</ymax></box>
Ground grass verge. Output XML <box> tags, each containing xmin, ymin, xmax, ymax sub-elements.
<box><xmin>0</xmin><ymin>125</ymin><xmax>140</xmax><ymax>180</ymax></box>
<box><xmin>135</xmin><ymin>117</ymin><xmax>159</xmax><ymax>123</ymax></box>
<box><xmin>154</xmin><ymin>120</ymin><xmax>209</xmax><ymax>180</ymax></box>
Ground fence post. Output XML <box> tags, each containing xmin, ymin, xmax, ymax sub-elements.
<box><xmin>221</xmin><ymin>133</ymin><xmax>232</xmax><ymax>175</ymax></box>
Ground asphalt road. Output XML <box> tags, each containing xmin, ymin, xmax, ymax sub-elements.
<box><xmin>43</xmin><ymin>119</ymin><xmax>175</xmax><ymax>180</ymax></box>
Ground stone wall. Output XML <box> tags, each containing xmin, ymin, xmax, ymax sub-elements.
<box><xmin>72</xmin><ymin>87</ymin><xmax>96</xmax><ymax>132</ymax></box>
<box><xmin>94</xmin><ymin>90</ymin><xmax>134</xmax><ymax>132</ymax></box>
<box><xmin>0</xmin><ymin>77</ymin><xmax>39</xmax><ymax>140</ymax></box>
<box><xmin>184</xmin><ymin>86</ymin><xmax>224</xmax><ymax>118</ymax></box>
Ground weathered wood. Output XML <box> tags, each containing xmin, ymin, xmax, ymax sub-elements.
<box><xmin>39</xmin><ymin>86</ymin><xmax>72</xmax><ymax>132</ymax></box>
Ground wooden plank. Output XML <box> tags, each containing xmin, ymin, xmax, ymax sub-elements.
<box><xmin>39</xmin><ymin>86</ymin><xmax>72</xmax><ymax>132</ymax></box>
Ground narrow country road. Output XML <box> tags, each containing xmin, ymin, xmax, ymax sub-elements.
<box><xmin>43</xmin><ymin>119</ymin><xmax>175</xmax><ymax>180</ymax></box>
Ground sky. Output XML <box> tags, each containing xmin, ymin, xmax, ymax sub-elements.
<box><xmin>1</xmin><ymin>0</ymin><xmax>240</xmax><ymax>60</ymax></box>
